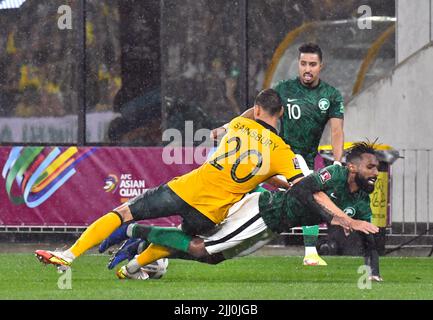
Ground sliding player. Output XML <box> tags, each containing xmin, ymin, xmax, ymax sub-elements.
<box><xmin>106</xmin><ymin>142</ymin><xmax>381</xmax><ymax>281</ymax></box>
<box><xmin>35</xmin><ymin>89</ymin><xmax>305</xmax><ymax>270</ymax></box>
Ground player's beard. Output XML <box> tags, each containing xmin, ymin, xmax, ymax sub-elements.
<box><xmin>355</xmin><ymin>173</ymin><xmax>375</xmax><ymax>194</ymax></box>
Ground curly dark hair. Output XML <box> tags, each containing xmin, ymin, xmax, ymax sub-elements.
<box><xmin>346</xmin><ymin>139</ymin><xmax>379</xmax><ymax>163</ymax></box>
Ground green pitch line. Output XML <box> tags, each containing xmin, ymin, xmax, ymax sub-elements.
<box><xmin>0</xmin><ymin>254</ymin><xmax>432</xmax><ymax>300</ymax></box>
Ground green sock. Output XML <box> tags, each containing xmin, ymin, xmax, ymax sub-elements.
<box><xmin>302</xmin><ymin>225</ymin><xmax>319</xmax><ymax>247</ymax></box>
<box><xmin>250</xmin><ymin>185</ymin><xmax>268</xmax><ymax>193</ymax></box>
<box><xmin>132</xmin><ymin>225</ymin><xmax>192</xmax><ymax>253</ymax></box>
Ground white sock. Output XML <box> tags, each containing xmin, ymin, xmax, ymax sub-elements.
<box><xmin>126</xmin><ymin>223</ymin><xmax>136</xmax><ymax>238</ymax></box>
<box><xmin>305</xmin><ymin>246</ymin><xmax>318</xmax><ymax>256</ymax></box>
<box><xmin>126</xmin><ymin>258</ymin><xmax>141</xmax><ymax>274</ymax></box>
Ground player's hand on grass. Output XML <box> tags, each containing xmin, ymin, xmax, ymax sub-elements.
<box><xmin>369</xmin><ymin>275</ymin><xmax>384</xmax><ymax>282</ymax></box>
<box><xmin>349</xmin><ymin>220</ymin><xmax>379</xmax><ymax>234</ymax></box>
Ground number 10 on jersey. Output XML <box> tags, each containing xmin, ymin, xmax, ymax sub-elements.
<box><xmin>287</xmin><ymin>103</ymin><xmax>301</xmax><ymax>120</ymax></box>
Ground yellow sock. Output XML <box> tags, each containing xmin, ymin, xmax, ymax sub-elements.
<box><xmin>136</xmin><ymin>243</ymin><xmax>171</xmax><ymax>266</ymax></box>
<box><xmin>70</xmin><ymin>211</ymin><xmax>122</xmax><ymax>258</ymax></box>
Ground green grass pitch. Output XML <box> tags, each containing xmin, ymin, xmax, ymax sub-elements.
<box><xmin>0</xmin><ymin>253</ymin><xmax>432</xmax><ymax>300</ymax></box>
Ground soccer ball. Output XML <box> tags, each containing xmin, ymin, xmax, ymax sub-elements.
<box><xmin>140</xmin><ymin>258</ymin><xmax>169</xmax><ymax>279</ymax></box>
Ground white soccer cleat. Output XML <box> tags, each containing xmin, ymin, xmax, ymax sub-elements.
<box><xmin>116</xmin><ymin>265</ymin><xmax>149</xmax><ymax>280</ymax></box>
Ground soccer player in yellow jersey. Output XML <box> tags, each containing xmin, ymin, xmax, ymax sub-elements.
<box><xmin>35</xmin><ymin>89</ymin><xmax>304</xmax><ymax>273</ymax></box>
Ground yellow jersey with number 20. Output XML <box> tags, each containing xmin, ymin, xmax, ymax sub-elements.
<box><xmin>168</xmin><ymin>116</ymin><xmax>303</xmax><ymax>224</ymax></box>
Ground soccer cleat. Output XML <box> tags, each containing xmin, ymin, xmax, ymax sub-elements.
<box><xmin>116</xmin><ymin>265</ymin><xmax>149</xmax><ymax>280</ymax></box>
<box><xmin>35</xmin><ymin>250</ymin><xmax>72</xmax><ymax>267</ymax></box>
<box><xmin>303</xmin><ymin>253</ymin><xmax>328</xmax><ymax>266</ymax></box>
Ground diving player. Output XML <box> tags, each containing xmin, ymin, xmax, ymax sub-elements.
<box><xmin>35</xmin><ymin>89</ymin><xmax>305</xmax><ymax>271</ymax></box>
<box><xmin>106</xmin><ymin>141</ymin><xmax>381</xmax><ymax>281</ymax></box>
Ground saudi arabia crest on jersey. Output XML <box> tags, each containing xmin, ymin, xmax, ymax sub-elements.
<box><xmin>344</xmin><ymin>207</ymin><xmax>356</xmax><ymax>217</ymax></box>
<box><xmin>318</xmin><ymin>98</ymin><xmax>330</xmax><ymax>111</ymax></box>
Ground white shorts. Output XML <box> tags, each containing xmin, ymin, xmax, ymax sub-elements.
<box><xmin>200</xmin><ymin>154</ymin><xmax>311</xmax><ymax>257</ymax></box>
<box><xmin>201</xmin><ymin>192</ymin><xmax>273</xmax><ymax>256</ymax></box>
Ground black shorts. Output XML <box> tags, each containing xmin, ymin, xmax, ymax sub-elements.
<box><xmin>127</xmin><ymin>184</ymin><xmax>215</xmax><ymax>235</ymax></box>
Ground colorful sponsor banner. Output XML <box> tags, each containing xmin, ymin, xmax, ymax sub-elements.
<box><xmin>0</xmin><ymin>146</ymin><xmax>205</xmax><ymax>227</ymax></box>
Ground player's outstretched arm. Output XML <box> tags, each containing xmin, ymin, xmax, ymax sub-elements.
<box><xmin>312</xmin><ymin>192</ymin><xmax>379</xmax><ymax>234</ymax></box>
<box><xmin>288</xmin><ymin>176</ymin><xmax>358</xmax><ymax>230</ymax></box>
<box><xmin>329</xmin><ymin>216</ymin><xmax>378</xmax><ymax>234</ymax></box>
<box><xmin>264</xmin><ymin>176</ymin><xmax>292</xmax><ymax>189</ymax></box>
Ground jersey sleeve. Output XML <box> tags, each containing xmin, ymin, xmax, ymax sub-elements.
<box><xmin>277</xmin><ymin>147</ymin><xmax>304</xmax><ymax>183</ymax></box>
<box><xmin>310</xmin><ymin>164</ymin><xmax>344</xmax><ymax>191</ymax></box>
<box><xmin>328</xmin><ymin>89</ymin><xmax>344</xmax><ymax>119</ymax></box>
